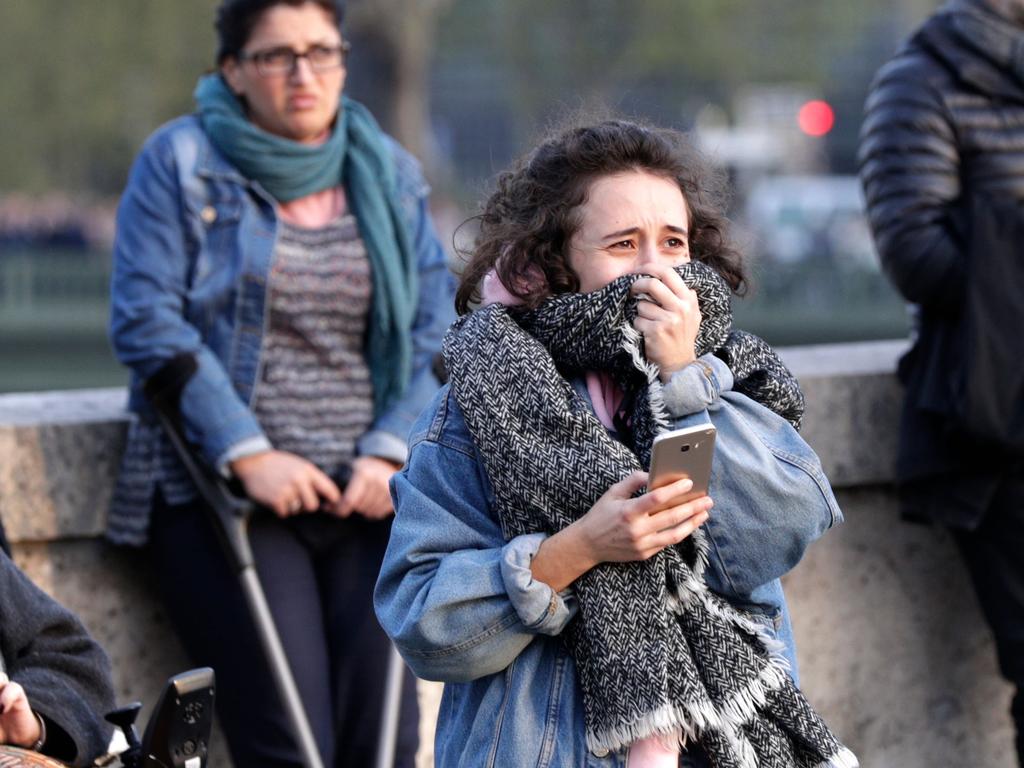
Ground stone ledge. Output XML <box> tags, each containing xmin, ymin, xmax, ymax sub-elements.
<box><xmin>0</xmin><ymin>387</ymin><xmax>128</xmax><ymax>426</ymax></box>
<box><xmin>0</xmin><ymin>388</ymin><xmax>131</xmax><ymax>543</ymax></box>
<box><xmin>1</xmin><ymin>338</ymin><xmax>1018</xmax><ymax>767</ymax></box>
<box><xmin>0</xmin><ymin>340</ymin><xmax>909</xmax><ymax>543</ymax></box>
<box><xmin>781</xmin><ymin>339</ymin><xmax>908</xmax><ymax>489</ymax></box>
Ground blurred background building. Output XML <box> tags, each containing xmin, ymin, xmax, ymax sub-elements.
<box><xmin>0</xmin><ymin>0</ymin><xmax>939</xmax><ymax>392</ymax></box>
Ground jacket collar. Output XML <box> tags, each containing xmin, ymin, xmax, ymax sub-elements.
<box><xmin>193</xmin><ymin>120</ymin><xmax>250</xmax><ymax>186</ymax></box>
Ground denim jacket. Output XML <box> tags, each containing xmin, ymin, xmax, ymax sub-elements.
<box><xmin>375</xmin><ymin>355</ymin><xmax>842</xmax><ymax>768</ymax></box>
<box><xmin>107</xmin><ymin>115</ymin><xmax>455</xmax><ymax>544</ymax></box>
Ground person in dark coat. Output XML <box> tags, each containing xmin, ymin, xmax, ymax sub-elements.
<box><xmin>859</xmin><ymin>0</ymin><xmax>1024</xmax><ymax>762</ymax></box>
<box><xmin>0</xmin><ymin>547</ymin><xmax>115</xmax><ymax>767</ymax></box>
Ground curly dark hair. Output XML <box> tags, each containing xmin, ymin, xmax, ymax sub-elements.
<box><xmin>455</xmin><ymin>118</ymin><xmax>746</xmax><ymax>314</ymax></box>
<box><xmin>214</xmin><ymin>0</ymin><xmax>345</xmax><ymax>64</ymax></box>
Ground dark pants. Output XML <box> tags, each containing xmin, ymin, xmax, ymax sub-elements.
<box><xmin>150</xmin><ymin>494</ymin><xmax>419</xmax><ymax>768</ymax></box>
<box><xmin>952</xmin><ymin>472</ymin><xmax>1024</xmax><ymax>765</ymax></box>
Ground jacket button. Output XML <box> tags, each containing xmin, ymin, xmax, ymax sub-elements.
<box><xmin>591</xmin><ymin>746</ymin><xmax>609</xmax><ymax>757</ymax></box>
<box><xmin>200</xmin><ymin>205</ymin><xmax>218</xmax><ymax>224</ymax></box>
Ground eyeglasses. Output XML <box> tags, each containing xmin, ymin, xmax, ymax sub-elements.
<box><xmin>238</xmin><ymin>41</ymin><xmax>350</xmax><ymax>77</ymax></box>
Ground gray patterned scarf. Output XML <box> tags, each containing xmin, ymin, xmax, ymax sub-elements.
<box><xmin>443</xmin><ymin>261</ymin><xmax>857</xmax><ymax>767</ymax></box>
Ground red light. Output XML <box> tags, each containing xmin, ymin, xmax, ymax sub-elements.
<box><xmin>798</xmin><ymin>100</ymin><xmax>834</xmax><ymax>137</ymax></box>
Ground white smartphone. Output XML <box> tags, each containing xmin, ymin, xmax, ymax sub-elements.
<box><xmin>648</xmin><ymin>423</ymin><xmax>717</xmax><ymax>502</ymax></box>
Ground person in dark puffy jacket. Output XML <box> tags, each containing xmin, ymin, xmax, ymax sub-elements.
<box><xmin>0</xmin><ymin>546</ymin><xmax>115</xmax><ymax>767</ymax></box>
<box><xmin>859</xmin><ymin>1</ymin><xmax>1024</xmax><ymax>762</ymax></box>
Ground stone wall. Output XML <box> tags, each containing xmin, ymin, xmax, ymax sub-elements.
<box><xmin>0</xmin><ymin>341</ymin><xmax>1016</xmax><ymax>767</ymax></box>
<box><xmin>780</xmin><ymin>342</ymin><xmax>1015</xmax><ymax>767</ymax></box>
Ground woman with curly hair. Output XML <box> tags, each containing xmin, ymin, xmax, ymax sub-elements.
<box><xmin>375</xmin><ymin>119</ymin><xmax>856</xmax><ymax>767</ymax></box>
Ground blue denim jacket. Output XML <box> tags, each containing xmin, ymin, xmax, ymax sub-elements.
<box><xmin>375</xmin><ymin>355</ymin><xmax>842</xmax><ymax>768</ymax></box>
<box><xmin>107</xmin><ymin>115</ymin><xmax>455</xmax><ymax>543</ymax></box>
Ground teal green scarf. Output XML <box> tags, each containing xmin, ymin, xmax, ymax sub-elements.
<box><xmin>194</xmin><ymin>73</ymin><xmax>415</xmax><ymax>415</ymax></box>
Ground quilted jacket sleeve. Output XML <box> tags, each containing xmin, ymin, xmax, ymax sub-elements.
<box><xmin>858</xmin><ymin>52</ymin><xmax>966</xmax><ymax>314</ymax></box>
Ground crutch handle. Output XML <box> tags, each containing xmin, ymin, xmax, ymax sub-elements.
<box><xmin>143</xmin><ymin>355</ymin><xmax>325</xmax><ymax>768</ymax></box>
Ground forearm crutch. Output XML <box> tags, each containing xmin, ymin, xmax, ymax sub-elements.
<box><xmin>145</xmin><ymin>357</ymin><xmax>324</xmax><ymax>768</ymax></box>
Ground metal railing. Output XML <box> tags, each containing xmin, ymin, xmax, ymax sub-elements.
<box><xmin>0</xmin><ymin>250</ymin><xmax>110</xmax><ymax>312</ymax></box>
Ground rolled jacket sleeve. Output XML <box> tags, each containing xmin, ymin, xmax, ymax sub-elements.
<box><xmin>375</xmin><ymin>422</ymin><xmax>576</xmax><ymax>684</ymax></box>
<box><xmin>357</xmin><ymin>428</ymin><xmax>409</xmax><ymax>467</ymax></box>
<box><xmin>658</xmin><ymin>354</ymin><xmax>734</xmax><ymax>419</ymax></box>
<box><xmin>499</xmin><ymin>533</ymin><xmax>576</xmax><ymax>635</ymax></box>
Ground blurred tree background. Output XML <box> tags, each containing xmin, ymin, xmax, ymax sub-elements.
<box><xmin>0</xmin><ymin>0</ymin><xmax>937</xmax><ymax>197</ymax></box>
<box><xmin>0</xmin><ymin>0</ymin><xmax>939</xmax><ymax>391</ymax></box>
<box><xmin>0</xmin><ymin>1</ymin><xmax>216</xmax><ymax>196</ymax></box>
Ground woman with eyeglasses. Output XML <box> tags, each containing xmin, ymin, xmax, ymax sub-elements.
<box><xmin>107</xmin><ymin>1</ymin><xmax>453</xmax><ymax>765</ymax></box>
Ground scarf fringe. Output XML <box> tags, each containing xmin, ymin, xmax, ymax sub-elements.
<box><xmin>589</xmin><ymin>695</ymin><xmax>860</xmax><ymax>768</ymax></box>
<box><xmin>620</xmin><ymin>322</ymin><xmax>673</xmax><ymax>432</ymax></box>
<box><xmin>615</xmin><ymin>309</ymin><xmax>806</xmax><ymax>767</ymax></box>
<box><xmin>689</xmin><ymin>526</ymin><xmax>711</xmax><ymax>578</ymax></box>
<box><xmin>665</xmin><ymin>564</ymin><xmax>792</xmax><ymax>676</ymax></box>
<box><xmin>586</xmin><ymin>661</ymin><xmax>789</xmax><ymax>754</ymax></box>
<box><xmin>718</xmin><ymin>664</ymin><xmax>788</xmax><ymax>726</ymax></box>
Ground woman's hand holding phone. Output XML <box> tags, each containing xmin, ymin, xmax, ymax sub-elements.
<box><xmin>575</xmin><ymin>471</ymin><xmax>712</xmax><ymax>565</ymax></box>
<box><xmin>530</xmin><ymin>471</ymin><xmax>712</xmax><ymax>592</ymax></box>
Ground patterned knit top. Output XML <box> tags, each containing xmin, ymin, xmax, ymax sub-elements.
<box><xmin>252</xmin><ymin>213</ymin><xmax>374</xmax><ymax>478</ymax></box>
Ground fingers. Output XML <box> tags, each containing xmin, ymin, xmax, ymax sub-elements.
<box><xmin>631</xmin><ymin>274</ymin><xmax>701</xmax><ymax>379</ymax></box>
<box><xmin>334</xmin><ymin>459</ymin><xmax>370</xmax><ymax>517</ymax></box>
<box><xmin>0</xmin><ymin>678</ymin><xmax>41</xmax><ymax>748</ymax></box>
<box><xmin>253</xmin><ymin>455</ymin><xmax>395</xmax><ymax>519</ymax></box>
<box><xmin>630</xmin><ymin>274</ymin><xmax>689</xmax><ymax>308</ymax></box>
<box><xmin>333</xmin><ymin>460</ymin><xmax>396</xmax><ymax>519</ymax></box>
<box><xmin>644</xmin><ymin>504</ymin><xmax>711</xmax><ymax>553</ymax></box>
<box><xmin>268</xmin><ymin>465</ymin><xmax>341</xmax><ymax>517</ymax></box>
<box><xmin>631</xmin><ymin>280</ymin><xmax>700</xmax><ymax>325</ymax></box>
<box><xmin>583</xmin><ymin>475</ymin><xmax>710</xmax><ymax>565</ymax></box>
<box><xmin>631</xmin><ymin>476</ymin><xmax>696</xmax><ymax>515</ymax></box>
<box><xmin>309</xmin><ymin>467</ymin><xmax>342</xmax><ymax>506</ymax></box>
<box><xmin>334</xmin><ymin>474</ymin><xmax>362</xmax><ymax>518</ymax></box>
<box><xmin>630</xmin><ymin>262</ymin><xmax>693</xmax><ymax>300</ymax></box>
<box><xmin>360</xmin><ymin>490</ymin><xmax>394</xmax><ymax>520</ymax></box>
<box><xmin>0</xmin><ymin>679</ymin><xmax>25</xmax><ymax>714</ymax></box>
<box><xmin>272</xmin><ymin>486</ymin><xmax>305</xmax><ymax>517</ymax></box>
<box><xmin>608</xmin><ymin>471</ymin><xmax>649</xmax><ymax>501</ymax></box>
<box><xmin>651</xmin><ymin>495</ymin><xmax>713</xmax><ymax>532</ymax></box>
<box><xmin>297</xmin><ymin>481</ymin><xmax>320</xmax><ymax>513</ymax></box>
<box><xmin>361</xmin><ymin>471</ymin><xmax>394</xmax><ymax>518</ymax></box>
<box><xmin>632</xmin><ymin>307</ymin><xmax>691</xmax><ymax>340</ymax></box>
<box><xmin>633</xmin><ymin>493</ymin><xmax>712</xmax><ymax>556</ymax></box>
<box><xmin>623</xmin><ymin>491</ymin><xmax>712</xmax><ymax>558</ymax></box>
